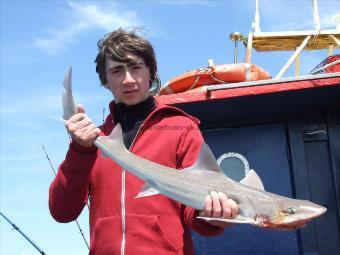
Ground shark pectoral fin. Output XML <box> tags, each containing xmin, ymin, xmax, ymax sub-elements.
<box><xmin>135</xmin><ymin>183</ymin><xmax>160</xmax><ymax>199</ymax></box>
<box><xmin>197</xmin><ymin>215</ymin><xmax>255</xmax><ymax>225</ymax></box>
<box><xmin>183</xmin><ymin>142</ymin><xmax>222</xmax><ymax>173</ymax></box>
<box><xmin>240</xmin><ymin>169</ymin><xmax>265</xmax><ymax>191</ymax></box>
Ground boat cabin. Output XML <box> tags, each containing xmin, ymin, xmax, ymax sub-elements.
<box><xmin>156</xmin><ymin>1</ymin><xmax>340</xmax><ymax>253</ymax></box>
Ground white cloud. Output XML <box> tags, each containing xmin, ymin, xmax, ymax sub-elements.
<box><xmin>33</xmin><ymin>1</ymin><xmax>141</xmax><ymax>56</ymax></box>
<box><xmin>0</xmin><ymin>107</ymin><xmax>16</xmax><ymax>114</ymax></box>
<box><xmin>158</xmin><ymin>0</ymin><xmax>221</xmax><ymax>7</ymax></box>
<box><xmin>69</xmin><ymin>1</ymin><xmax>139</xmax><ymax>31</ymax></box>
<box><xmin>321</xmin><ymin>12</ymin><xmax>340</xmax><ymax>29</ymax></box>
<box><xmin>258</xmin><ymin>1</ymin><xmax>339</xmax><ymax>31</ymax></box>
<box><xmin>0</xmin><ymin>154</ymin><xmax>40</xmax><ymax>162</ymax></box>
<box><xmin>33</xmin><ymin>27</ymin><xmax>79</xmax><ymax>56</ymax></box>
<box><xmin>1</xmin><ymin>89</ymin><xmax>60</xmax><ymax>117</ymax></box>
<box><xmin>271</xmin><ymin>14</ymin><xmax>340</xmax><ymax>31</ymax></box>
<box><xmin>1</xmin><ymin>85</ymin><xmax>109</xmax><ymax>118</ymax></box>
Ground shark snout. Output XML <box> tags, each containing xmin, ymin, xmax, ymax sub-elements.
<box><xmin>300</xmin><ymin>203</ymin><xmax>327</xmax><ymax>219</ymax></box>
<box><xmin>264</xmin><ymin>200</ymin><xmax>327</xmax><ymax>229</ymax></box>
<box><xmin>283</xmin><ymin>202</ymin><xmax>327</xmax><ymax>226</ymax></box>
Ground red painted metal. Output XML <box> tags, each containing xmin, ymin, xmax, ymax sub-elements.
<box><xmin>156</xmin><ymin>77</ymin><xmax>340</xmax><ymax>105</ymax></box>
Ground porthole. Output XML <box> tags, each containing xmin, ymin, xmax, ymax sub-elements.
<box><xmin>216</xmin><ymin>152</ymin><xmax>250</xmax><ymax>181</ymax></box>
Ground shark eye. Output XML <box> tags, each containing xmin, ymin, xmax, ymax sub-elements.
<box><xmin>287</xmin><ymin>207</ymin><xmax>298</xmax><ymax>214</ymax></box>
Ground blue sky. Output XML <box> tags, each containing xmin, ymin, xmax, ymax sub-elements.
<box><xmin>1</xmin><ymin>1</ymin><xmax>339</xmax><ymax>254</ymax></box>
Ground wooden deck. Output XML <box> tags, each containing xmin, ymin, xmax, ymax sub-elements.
<box><xmin>245</xmin><ymin>29</ymin><xmax>340</xmax><ymax>51</ymax></box>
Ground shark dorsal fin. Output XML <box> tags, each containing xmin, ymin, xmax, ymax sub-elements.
<box><xmin>107</xmin><ymin>123</ymin><xmax>125</xmax><ymax>146</ymax></box>
<box><xmin>240</xmin><ymin>169</ymin><xmax>265</xmax><ymax>190</ymax></box>
<box><xmin>183</xmin><ymin>142</ymin><xmax>222</xmax><ymax>174</ymax></box>
<box><xmin>98</xmin><ymin>123</ymin><xmax>127</xmax><ymax>158</ymax></box>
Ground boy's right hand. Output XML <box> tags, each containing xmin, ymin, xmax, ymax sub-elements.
<box><xmin>65</xmin><ymin>104</ymin><xmax>101</xmax><ymax>147</ymax></box>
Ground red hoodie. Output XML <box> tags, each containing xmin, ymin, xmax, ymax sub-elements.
<box><xmin>49</xmin><ymin>101</ymin><xmax>223</xmax><ymax>255</ymax></box>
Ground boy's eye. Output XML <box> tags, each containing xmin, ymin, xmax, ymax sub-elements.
<box><xmin>130</xmin><ymin>64</ymin><xmax>142</xmax><ymax>70</ymax></box>
<box><xmin>110</xmin><ymin>68</ymin><xmax>122</xmax><ymax>74</ymax></box>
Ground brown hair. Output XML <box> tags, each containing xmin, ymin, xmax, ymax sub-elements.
<box><xmin>95</xmin><ymin>28</ymin><xmax>157</xmax><ymax>88</ymax></box>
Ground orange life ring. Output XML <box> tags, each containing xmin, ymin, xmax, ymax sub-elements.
<box><xmin>159</xmin><ymin>63</ymin><xmax>271</xmax><ymax>95</ymax></box>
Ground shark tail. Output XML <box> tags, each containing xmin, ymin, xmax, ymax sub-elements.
<box><xmin>62</xmin><ymin>66</ymin><xmax>77</xmax><ymax>120</ymax></box>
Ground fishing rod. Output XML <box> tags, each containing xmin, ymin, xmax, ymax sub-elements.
<box><xmin>42</xmin><ymin>145</ymin><xmax>90</xmax><ymax>250</ymax></box>
<box><xmin>0</xmin><ymin>211</ymin><xmax>47</xmax><ymax>255</ymax></box>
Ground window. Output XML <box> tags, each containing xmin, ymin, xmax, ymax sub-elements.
<box><xmin>217</xmin><ymin>152</ymin><xmax>250</xmax><ymax>182</ymax></box>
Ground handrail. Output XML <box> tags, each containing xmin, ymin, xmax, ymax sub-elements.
<box><xmin>205</xmin><ymin>72</ymin><xmax>340</xmax><ymax>96</ymax></box>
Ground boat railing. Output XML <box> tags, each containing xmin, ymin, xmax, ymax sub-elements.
<box><xmin>205</xmin><ymin>72</ymin><xmax>340</xmax><ymax>97</ymax></box>
<box><xmin>230</xmin><ymin>0</ymin><xmax>340</xmax><ymax>78</ymax></box>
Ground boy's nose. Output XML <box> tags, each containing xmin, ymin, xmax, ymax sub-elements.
<box><xmin>123</xmin><ymin>71</ymin><xmax>136</xmax><ymax>85</ymax></box>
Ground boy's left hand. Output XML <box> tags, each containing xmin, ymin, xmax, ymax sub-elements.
<box><xmin>200</xmin><ymin>191</ymin><xmax>239</xmax><ymax>228</ymax></box>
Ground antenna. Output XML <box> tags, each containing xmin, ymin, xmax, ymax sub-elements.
<box><xmin>229</xmin><ymin>32</ymin><xmax>244</xmax><ymax>63</ymax></box>
<box><xmin>312</xmin><ymin>0</ymin><xmax>321</xmax><ymax>31</ymax></box>
<box><xmin>252</xmin><ymin>0</ymin><xmax>260</xmax><ymax>33</ymax></box>
<box><xmin>0</xmin><ymin>211</ymin><xmax>47</xmax><ymax>255</ymax></box>
<box><xmin>42</xmin><ymin>145</ymin><xmax>90</xmax><ymax>250</ymax></box>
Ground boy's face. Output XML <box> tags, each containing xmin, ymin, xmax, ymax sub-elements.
<box><xmin>105</xmin><ymin>54</ymin><xmax>151</xmax><ymax>106</ymax></box>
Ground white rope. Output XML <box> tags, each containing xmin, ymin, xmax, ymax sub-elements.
<box><xmin>209</xmin><ymin>73</ymin><xmax>227</xmax><ymax>84</ymax></box>
<box><xmin>245</xmin><ymin>64</ymin><xmax>252</xmax><ymax>81</ymax></box>
<box><xmin>187</xmin><ymin>75</ymin><xmax>201</xmax><ymax>91</ymax></box>
<box><xmin>310</xmin><ymin>60</ymin><xmax>340</xmax><ymax>74</ymax></box>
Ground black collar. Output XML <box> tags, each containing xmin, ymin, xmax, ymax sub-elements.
<box><xmin>113</xmin><ymin>96</ymin><xmax>156</xmax><ymax>129</ymax></box>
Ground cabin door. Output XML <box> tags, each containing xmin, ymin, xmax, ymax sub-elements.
<box><xmin>192</xmin><ymin>122</ymin><xmax>299</xmax><ymax>255</ymax></box>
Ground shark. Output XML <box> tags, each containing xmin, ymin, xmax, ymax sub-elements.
<box><xmin>62</xmin><ymin>67</ymin><xmax>327</xmax><ymax>229</ymax></box>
